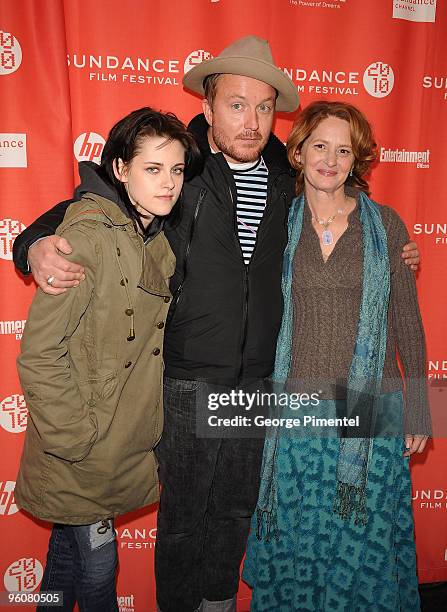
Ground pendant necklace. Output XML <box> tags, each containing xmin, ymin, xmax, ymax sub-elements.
<box><xmin>311</xmin><ymin>205</ymin><xmax>346</xmax><ymax>246</ymax></box>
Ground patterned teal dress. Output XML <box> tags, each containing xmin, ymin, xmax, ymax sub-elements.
<box><xmin>242</xmin><ymin>424</ymin><xmax>421</xmax><ymax>611</ymax></box>
<box><xmin>243</xmin><ymin>194</ymin><xmax>423</xmax><ymax>611</ymax></box>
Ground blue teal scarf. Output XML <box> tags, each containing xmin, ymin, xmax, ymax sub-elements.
<box><xmin>256</xmin><ymin>191</ymin><xmax>391</xmax><ymax>539</ymax></box>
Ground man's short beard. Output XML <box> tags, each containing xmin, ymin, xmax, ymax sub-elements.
<box><xmin>212</xmin><ymin>126</ymin><xmax>266</xmax><ymax>163</ymax></box>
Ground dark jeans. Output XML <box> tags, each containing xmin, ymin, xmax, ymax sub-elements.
<box><xmin>155</xmin><ymin>377</ymin><xmax>265</xmax><ymax>612</ymax></box>
<box><xmin>37</xmin><ymin>520</ymin><xmax>118</xmax><ymax>612</ymax></box>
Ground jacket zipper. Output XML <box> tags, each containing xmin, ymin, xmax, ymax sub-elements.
<box><xmin>169</xmin><ymin>188</ymin><xmax>206</xmax><ymax>317</ymax></box>
<box><xmin>236</xmin><ymin>178</ymin><xmax>286</xmax><ymax>381</ymax></box>
<box><xmin>228</xmin><ymin>186</ymin><xmax>249</xmax><ymax>382</ymax></box>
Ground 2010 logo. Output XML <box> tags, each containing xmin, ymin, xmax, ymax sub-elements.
<box><xmin>0</xmin><ymin>481</ymin><xmax>18</xmax><ymax>516</ymax></box>
<box><xmin>73</xmin><ymin>132</ymin><xmax>105</xmax><ymax>163</ymax></box>
<box><xmin>0</xmin><ymin>394</ymin><xmax>28</xmax><ymax>433</ymax></box>
<box><xmin>0</xmin><ymin>31</ymin><xmax>22</xmax><ymax>76</ymax></box>
<box><xmin>3</xmin><ymin>558</ymin><xmax>43</xmax><ymax>592</ymax></box>
<box><xmin>363</xmin><ymin>62</ymin><xmax>394</xmax><ymax>98</ymax></box>
<box><xmin>184</xmin><ymin>50</ymin><xmax>213</xmax><ymax>75</ymax></box>
<box><xmin>0</xmin><ymin>219</ymin><xmax>27</xmax><ymax>261</ymax></box>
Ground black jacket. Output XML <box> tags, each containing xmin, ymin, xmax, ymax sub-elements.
<box><xmin>164</xmin><ymin>115</ymin><xmax>295</xmax><ymax>383</ymax></box>
<box><xmin>13</xmin><ymin>114</ymin><xmax>295</xmax><ymax>384</ymax></box>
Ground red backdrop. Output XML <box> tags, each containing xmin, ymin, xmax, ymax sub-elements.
<box><xmin>1</xmin><ymin>1</ymin><xmax>446</xmax><ymax>610</ymax></box>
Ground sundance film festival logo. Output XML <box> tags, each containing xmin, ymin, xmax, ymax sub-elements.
<box><xmin>4</xmin><ymin>558</ymin><xmax>43</xmax><ymax>592</ymax></box>
<box><xmin>413</xmin><ymin>222</ymin><xmax>447</xmax><ymax>245</ymax></box>
<box><xmin>0</xmin><ymin>394</ymin><xmax>28</xmax><ymax>433</ymax></box>
<box><xmin>0</xmin><ymin>30</ymin><xmax>22</xmax><ymax>75</ymax></box>
<box><xmin>0</xmin><ymin>481</ymin><xmax>18</xmax><ymax>516</ymax></box>
<box><xmin>118</xmin><ymin>526</ymin><xmax>157</xmax><ymax>550</ymax></box>
<box><xmin>428</xmin><ymin>360</ymin><xmax>447</xmax><ymax>380</ymax></box>
<box><xmin>0</xmin><ymin>219</ymin><xmax>26</xmax><ymax>260</ymax></box>
<box><xmin>423</xmin><ymin>75</ymin><xmax>447</xmax><ymax>101</ymax></box>
<box><xmin>393</xmin><ymin>0</ymin><xmax>436</xmax><ymax>23</ymax></box>
<box><xmin>184</xmin><ymin>50</ymin><xmax>213</xmax><ymax>75</ymax></box>
<box><xmin>67</xmin><ymin>53</ymin><xmax>180</xmax><ymax>86</ymax></box>
<box><xmin>413</xmin><ymin>489</ymin><xmax>447</xmax><ymax>509</ymax></box>
<box><xmin>363</xmin><ymin>62</ymin><xmax>394</xmax><ymax>98</ymax></box>
<box><xmin>280</xmin><ymin>61</ymin><xmax>394</xmax><ymax>97</ymax></box>
<box><xmin>74</xmin><ymin>132</ymin><xmax>105</xmax><ymax>163</ymax></box>
<box><xmin>0</xmin><ymin>134</ymin><xmax>27</xmax><ymax>168</ymax></box>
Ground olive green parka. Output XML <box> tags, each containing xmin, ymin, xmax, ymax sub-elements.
<box><xmin>15</xmin><ymin>190</ymin><xmax>175</xmax><ymax>524</ymax></box>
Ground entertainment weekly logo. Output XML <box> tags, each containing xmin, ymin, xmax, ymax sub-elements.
<box><xmin>0</xmin><ymin>219</ymin><xmax>26</xmax><ymax>260</ymax></box>
<box><xmin>117</xmin><ymin>526</ymin><xmax>157</xmax><ymax>550</ymax></box>
<box><xmin>380</xmin><ymin>146</ymin><xmax>430</xmax><ymax>168</ymax></box>
<box><xmin>3</xmin><ymin>558</ymin><xmax>43</xmax><ymax>592</ymax></box>
<box><xmin>0</xmin><ymin>134</ymin><xmax>27</xmax><ymax>168</ymax></box>
<box><xmin>0</xmin><ymin>319</ymin><xmax>26</xmax><ymax>341</ymax></box>
<box><xmin>118</xmin><ymin>594</ymin><xmax>135</xmax><ymax>612</ymax></box>
<box><xmin>278</xmin><ymin>61</ymin><xmax>394</xmax><ymax>98</ymax></box>
<box><xmin>423</xmin><ymin>75</ymin><xmax>447</xmax><ymax>102</ymax></box>
<box><xmin>74</xmin><ymin>132</ymin><xmax>105</xmax><ymax>163</ymax></box>
<box><xmin>0</xmin><ymin>394</ymin><xmax>28</xmax><ymax>433</ymax></box>
<box><xmin>0</xmin><ymin>481</ymin><xmax>18</xmax><ymax>516</ymax></box>
<box><xmin>0</xmin><ymin>30</ymin><xmax>22</xmax><ymax>75</ymax></box>
<box><xmin>393</xmin><ymin>0</ymin><xmax>437</xmax><ymax>23</ymax></box>
<box><xmin>413</xmin><ymin>221</ymin><xmax>447</xmax><ymax>246</ymax></box>
<box><xmin>413</xmin><ymin>489</ymin><xmax>447</xmax><ymax>510</ymax></box>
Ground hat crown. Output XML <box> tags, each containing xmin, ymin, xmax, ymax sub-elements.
<box><xmin>218</xmin><ymin>35</ymin><xmax>274</xmax><ymax>64</ymax></box>
<box><xmin>182</xmin><ymin>35</ymin><xmax>299</xmax><ymax>113</ymax></box>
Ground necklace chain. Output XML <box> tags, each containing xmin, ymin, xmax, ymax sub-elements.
<box><xmin>307</xmin><ymin>199</ymin><xmax>348</xmax><ymax>247</ymax></box>
<box><xmin>312</xmin><ymin>207</ymin><xmax>345</xmax><ymax>229</ymax></box>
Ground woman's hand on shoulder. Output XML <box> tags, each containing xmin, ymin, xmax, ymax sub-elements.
<box><xmin>401</xmin><ymin>241</ymin><xmax>420</xmax><ymax>272</ymax></box>
<box><xmin>404</xmin><ymin>433</ymin><xmax>429</xmax><ymax>457</ymax></box>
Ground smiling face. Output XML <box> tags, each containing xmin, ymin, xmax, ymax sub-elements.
<box><xmin>114</xmin><ymin>135</ymin><xmax>186</xmax><ymax>227</ymax></box>
<box><xmin>202</xmin><ymin>74</ymin><xmax>276</xmax><ymax>164</ymax></box>
<box><xmin>296</xmin><ymin>116</ymin><xmax>354</xmax><ymax>196</ymax></box>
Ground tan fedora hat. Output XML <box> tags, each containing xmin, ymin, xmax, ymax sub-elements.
<box><xmin>183</xmin><ymin>35</ymin><xmax>299</xmax><ymax>113</ymax></box>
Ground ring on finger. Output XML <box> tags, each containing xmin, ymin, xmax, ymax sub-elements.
<box><xmin>47</xmin><ymin>275</ymin><xmax>55</xmax><ymax>286</ymax></box>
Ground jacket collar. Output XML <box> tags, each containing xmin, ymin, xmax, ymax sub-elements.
<box><xmin>63</xmin><ymin>193</ymin><xmax>133</xmax><ymax>227</ymax></box>
<box><xmin>73</xmin><ymin>162</ymin><xmax>165</xmax><ymax>241</ymax></box>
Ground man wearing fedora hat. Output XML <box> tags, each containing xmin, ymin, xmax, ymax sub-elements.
<box><xmin>155</xmin><ymin>36</ymin><xmax>299</xmax><ymax>612</ymax></box>
<box><xmin>13</xmin><ymin>35</ymin><xmax>419</xmax><ymax>612</ymax></box>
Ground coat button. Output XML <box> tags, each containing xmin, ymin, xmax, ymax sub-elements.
<box><xmin>124</xmin><ymin>361</ymin><xmax>132</xmax><ymax>368</ymax></box>
<box><xmin>152</xmin><ymin>348</ymin><xmax>160</xmax><ymax>356</ymax></box>
<box><xmin>164</xmin><ymin>296</ymin><xmax>170</xmax><ymax>303</ymax></box>
<box><xmin>120</xmin><ymin>278</ymin><xmax>128</xmax><ymax>286</ymax></box>
<box><xmin>125</xmin><ymin>308</ymin><xmax>134</xmax><ymax>316</ymax></box>
<box><xmin>116</xmin><ymin>247</ymin><xmax>121</xmax><ymax>256</ymax></box>
<box><xmin>87</xmin><ymin>398</ymin><xmax>96</xmax><ymax>407</ymax></box>
<box><xmin>157</xmin><ymin>321</ymin><xmax>164</xmax><ymax>329</ymax></box>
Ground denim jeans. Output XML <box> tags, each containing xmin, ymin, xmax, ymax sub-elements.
<box><xmin>155</xmin><ymin>377</ymin><xmax>265</xmax><ymax>612</ymax></box>
<box><xmin>37</xmin><ymin>520</ymin><xmax>118</xmax><ymax>612</ymax></box>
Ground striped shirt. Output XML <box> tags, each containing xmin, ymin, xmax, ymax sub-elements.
<box><xmin>229</xmin><ymin>157</ymin><xmax>269</xmax><ymax>265</ymax></box>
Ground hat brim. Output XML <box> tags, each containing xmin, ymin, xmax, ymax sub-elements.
<box><xmin>183</xmin><ymin>56</ymin><xmax>299</xmax><ymax>113</ymax></box>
